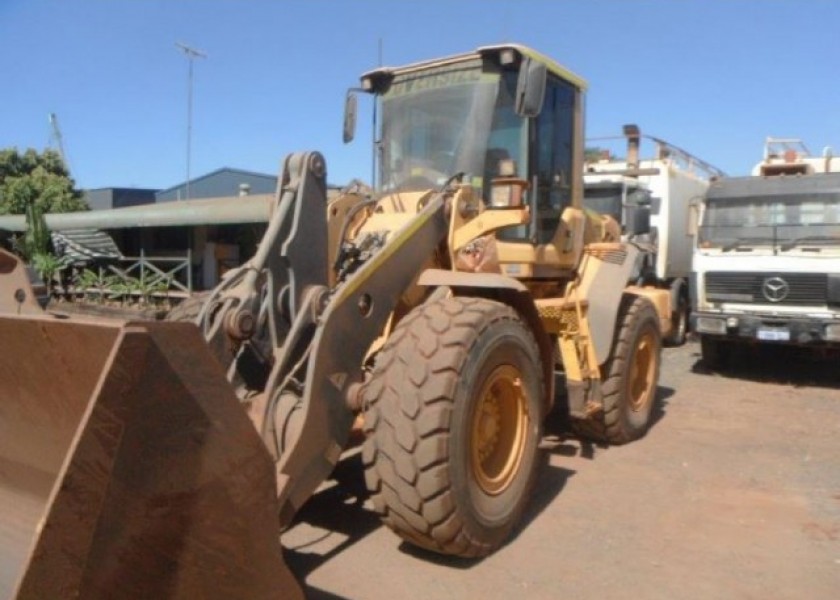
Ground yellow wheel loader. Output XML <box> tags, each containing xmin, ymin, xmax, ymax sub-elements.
<box><xmin>0</xmin><ymin>45</ymin><xmax>672</xmax><ymax>598</ymax></box>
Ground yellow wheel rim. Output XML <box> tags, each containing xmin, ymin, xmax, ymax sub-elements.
<box><xmin>470</xmin><ymin>365</ymin><xmax>529</xmax><ymax>496</ymax></box>
<box><xmin>628</xmin><ymin>329</ymin><xmax>657</xmax><ymax>411</ymax></box>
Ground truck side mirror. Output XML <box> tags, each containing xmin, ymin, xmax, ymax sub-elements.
<box><xmin>626</xmin><ymin>205</ymin><xmax>651</xmax><ymax>236</ymax></box>
<box><xmin>515</xmin><ymin>58</ymin><xmax>546</xmax><ymax>118</ymax></box>
<box><xmin>343</xmin><ymin>91</ymin><xmax>358</xmax><ymax>144</ymax></box>
<box><xmin>687</xmin><ymin>197</ymin><xmax>700</xmax><ymax>236</ymax></box>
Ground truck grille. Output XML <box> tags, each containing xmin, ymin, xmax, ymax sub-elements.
<box><xmin>705</xmin><ymin>272</ymin><xmax>827</xmax><ymax>306</ymax></box>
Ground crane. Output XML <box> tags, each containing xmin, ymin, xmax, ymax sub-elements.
<box><xmin>48</xmin><ymin>112</ymin><xmax>68</xmax><ymax>168</ymax></box>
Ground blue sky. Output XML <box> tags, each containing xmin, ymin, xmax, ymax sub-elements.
<box><xmin>2</xmin><ymin>0</ymin><xmax>839</xmax><ymax>190</ymax></box>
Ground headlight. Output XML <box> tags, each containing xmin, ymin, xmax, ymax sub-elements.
<box><xmin>489</xmin><ymin>179</ymin><xmax>527</xmax><ymax>208</ymax></box>
<box><xmin>825</xmin><ymin>323</ymin><xmax>840</xmax><ymax>341</ymax></box>
<box><xmin>488</xmin><ymin>159</ymin><xmax>527</xmax><ymax>208</ymax></box>
<box><xmin>696</xmin><ymin>317</ymin><xmax>727</xmax><ymax>334</ymax></box>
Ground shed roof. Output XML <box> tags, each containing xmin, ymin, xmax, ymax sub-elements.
<box><xmin>155</xmin><ymin>167</ymin><xmax>277</xmax><ymax>202</ymax></box>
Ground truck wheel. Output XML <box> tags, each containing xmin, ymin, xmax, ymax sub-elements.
<box><xmin>164</xmin><ymin>292</ymin><xmax>210</xmax><ymax>323</ymax></box>
<box><xmin>665</xmin><ymin>295</ymin><xmax>689</xmax><ymax>346</ymax></box>
<box><xmin>574</xmin><ymin>295</ymin><xmax>661</xmax><ymax>444</ymax></box>
<box><xmin>700</xmin><ymin>335</ymin><xmax>729</xmax><ymax>370</ymax></box>
<box><xmin>362</xmin><ymin>297</ymin><xmax>544</xmax><ymax>557</ymax></box>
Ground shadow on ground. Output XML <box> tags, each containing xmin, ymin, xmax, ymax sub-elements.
<box><xmin>547</xmin><ymin>367</ymin><xmax>675</xmax><ymax>457</ymax></box>
<box><xmin>284</xmin><ymin>374</ymin><xmax>675</xmax><ymax>595</ymax></box>
<box><xmin>690</xmin><ymin>341</ymin><xmax>840</xmax><ymax>388</ymax></box>
<box><xmin>396</xmin><ymin>458</ymin><xmax>574</xmax><ymax>568</ymax></box>
<box><xmin>285</xmin><ymin>418</ymin><xmax>580</xmax><ymax>588</ymax></box>
<box><xmin>284</xmin><ymin>451</ymin><xmax>378</xmax><ymax>600</ymax></box>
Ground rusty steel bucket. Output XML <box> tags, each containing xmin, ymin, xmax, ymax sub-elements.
<box><xmin>0</xmin><ymin>314</ymin><xmax>302</xmax><ymax>599</ymax></box>
<box><xmin>0</xmin><ymin>250</ymin><xmax>46</xmax><ymax>316</ymax></box>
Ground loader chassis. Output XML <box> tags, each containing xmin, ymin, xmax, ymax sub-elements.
<box><xmin>0</xmin><ymin>44</ymin><xmax>666</xmax><ymax>597</ymax></box>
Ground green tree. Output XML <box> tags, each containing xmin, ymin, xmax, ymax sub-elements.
<box><xmin>12</xmin><ymin>196</ymin><xmax>70</xmax><ymax>293</ymax></box>
<box><xmin>585</xmin><ymin>146</ymin><xmax>612</xmax><ymax>163</ymax></box>
<box><xmin>0</xmin><ymin>148</ymin><xmax>88</xmax><ymax>215</ymax></box>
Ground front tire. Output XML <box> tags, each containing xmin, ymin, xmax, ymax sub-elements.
<box><xmin>665</xmin><ymin>294</ymin><xmax>689</xmax><ymax>347</ymax></box>
<box><xmin>362</xmin><ymin>297</ymin><xmax>544</xmax><ymax>558</ymax></box>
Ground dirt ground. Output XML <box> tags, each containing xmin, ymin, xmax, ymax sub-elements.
<box><xmin>283</xmin><ymin>339</ymin><xmax>840</xmax><ymax>600</ymax></box>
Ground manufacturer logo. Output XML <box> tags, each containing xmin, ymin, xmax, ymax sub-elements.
<box><xmin>762</xmin><ymin>276</ymin><xmax>790</xmax><ymax>302</ymax></box>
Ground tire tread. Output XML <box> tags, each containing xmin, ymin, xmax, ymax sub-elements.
<box><xmin>363</xmin><ymin>297</ymin><xmax>541</xmax><ymax>557</ymax></box>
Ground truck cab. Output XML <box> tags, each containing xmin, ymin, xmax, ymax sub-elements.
<box><xmin>692</xmin><ymin>138</ymin><xmax>840</xmax><ymax>367</ymax></box>
<box><xmin>583</xmin><ymin>127</ymin><xmax>723</xmax><ymax>344</ymax></box>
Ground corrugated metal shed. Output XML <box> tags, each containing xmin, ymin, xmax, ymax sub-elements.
<box><xmin>83</xmin><ymin>188</ymin><xmax>158</xmax><ymax>211</ymax></box>
<box><xmin>0</xmin><ymin>194</ymin><xmax>274</xmax><ymax>233</ymax></box>
<box><xmin>51</xmin><ymin>229</ymin><xmax>123</xmax><ymax>265</ymax></box>
<box><xmin>156</xmin><ymin>168</ymin><xmax>277</xmax><ymax>202</ymax></box>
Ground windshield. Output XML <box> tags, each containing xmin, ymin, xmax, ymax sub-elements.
<box><xmin>583</xmin><ymin>185</ymin><xmax>623</xmax><ymax>222</ymax></box>
<box><xmin>583</xmin><ymin>184</ymin><xmax>650</xmax><ymax>224</ymax></box>
<box><xmin>699</xmin><ymin>193</ymin><xmax>840</xmax><ymax>249</ymax></box>
<box><xmin>378</xmin><ymin>60</ymin><xmax>526</xmax><ymax>199</ymax></box>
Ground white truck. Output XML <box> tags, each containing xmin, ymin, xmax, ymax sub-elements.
<box><xmin>584</xmin><ymin>124</ymin><xmax>724</xmax><ymax>344</ymax></box>
<box><xmin>691</xmin><ymin>137</ymin><xmax>840</xmax><ymax>368</ymax></box>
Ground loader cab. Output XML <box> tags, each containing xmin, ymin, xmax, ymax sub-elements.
<box><xmin>347</xmin><ymin>45</ymin><xmax>588</xmax><ymax>275</ymax></box>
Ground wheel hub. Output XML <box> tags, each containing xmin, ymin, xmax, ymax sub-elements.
<box><xmin>470</xmin><ymin>365</ymin><xmax>529</xmax><ymax>496</ymax></box>
<box><xmin>628</xmin><ymin>330</ymin><xmax>656</xmax><ymax>411</ymax></box>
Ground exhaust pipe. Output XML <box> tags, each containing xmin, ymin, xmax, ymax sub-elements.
<box><xmin>623</xmin><ymin>123</ymin><xmax>641</xmax><ymax>177</ymax></box>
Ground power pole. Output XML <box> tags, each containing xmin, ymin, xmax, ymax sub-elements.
<box><xmin>175</xmin><ymin>42</ymin><xmax>207</xmax><ymax>201</ymax></box>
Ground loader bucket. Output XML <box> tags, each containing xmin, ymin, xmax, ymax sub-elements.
<box><xmin>0</xmin><ymin>249</ymin><xmax>45</xmax><ymax>316</ymax></box>
<box><xmin>0</xmin><ymin>315</ymin><xmax>302</xmax><ymax>600</ymax></box>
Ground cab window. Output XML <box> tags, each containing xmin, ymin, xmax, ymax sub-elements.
<box><xmin>495</xmin><ymin>74</ymin><xmax>576</xmax><ymax>243</ymax></box>
<box><xmin>534</xmin><ymin>77</ymin><xmax>575</xmax><ymax>244</ymax></box>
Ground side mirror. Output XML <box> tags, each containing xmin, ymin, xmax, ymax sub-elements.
<box><xmin>626</xmin><ymin>204</ymin><xmax>651</xmax><ymax>236</ymax></box>
<box><xmin>687</xmin><ymin>197</ymin><xmax>700</xmax><ymax>236</ymax></box>
<box><xmin>515</xmin><ymin>58</ymin><xmax>547</xmax><ymax>118</ymax></box>
<box><xmin>649</xmin><ymin>195</ymin><xmax>661</xmax><ymax>215</ymax></box>
<box><xmin>343</xmin><ymin>91</ymin><xmax>358</xmax><ymax>144</ymax></box>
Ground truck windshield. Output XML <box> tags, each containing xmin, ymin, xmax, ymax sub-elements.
<box><xmin>583</xmin><ymin>183</ymin><xmax>650</xmax><ymax>225</ymax></box>
<box><xmin>699</xmin><ymin>193</ymin><xmax>840</xmax><ymax>249</ymax></box>
<box><xmin>378</xmin><ymin>61</ymin><xmax>526</xmax><ymax>199</ymax></box>
<box><xmin>583</xmin><ymin>184</ymin><xmax>623</xmax><ymax>222</ymax></box>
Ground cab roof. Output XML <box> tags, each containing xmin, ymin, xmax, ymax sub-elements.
<box><xmin>361</xmin><ymin>44</ymin><xmax>587</xmax><ymax>93</ymax></box>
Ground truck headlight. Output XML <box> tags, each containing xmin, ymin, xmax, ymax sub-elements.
<box><xmin>825</xmin><ymin>323</ymin><xmax>840</xmax><ymax>341</ymax></box>
<box><xmin>696</xmin><ymin>317</ymin><xmax>727</xmax><ymax>334</ymax></box>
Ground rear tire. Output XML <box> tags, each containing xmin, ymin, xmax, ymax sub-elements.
<box><xmin>573</xmin><ymin>295</ymin><xmax>662</xmax><ymax>444</ymax></box>
<box><xmin>362</xmin><ymin>297</ymin><xmax>544</xmax><ymax>557</ymax></box>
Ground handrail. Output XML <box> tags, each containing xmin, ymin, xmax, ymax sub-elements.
<box><xmin>586</xmin><ymin>133</ymin><xmax>726</xmax><ymax>180</ymax></box>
